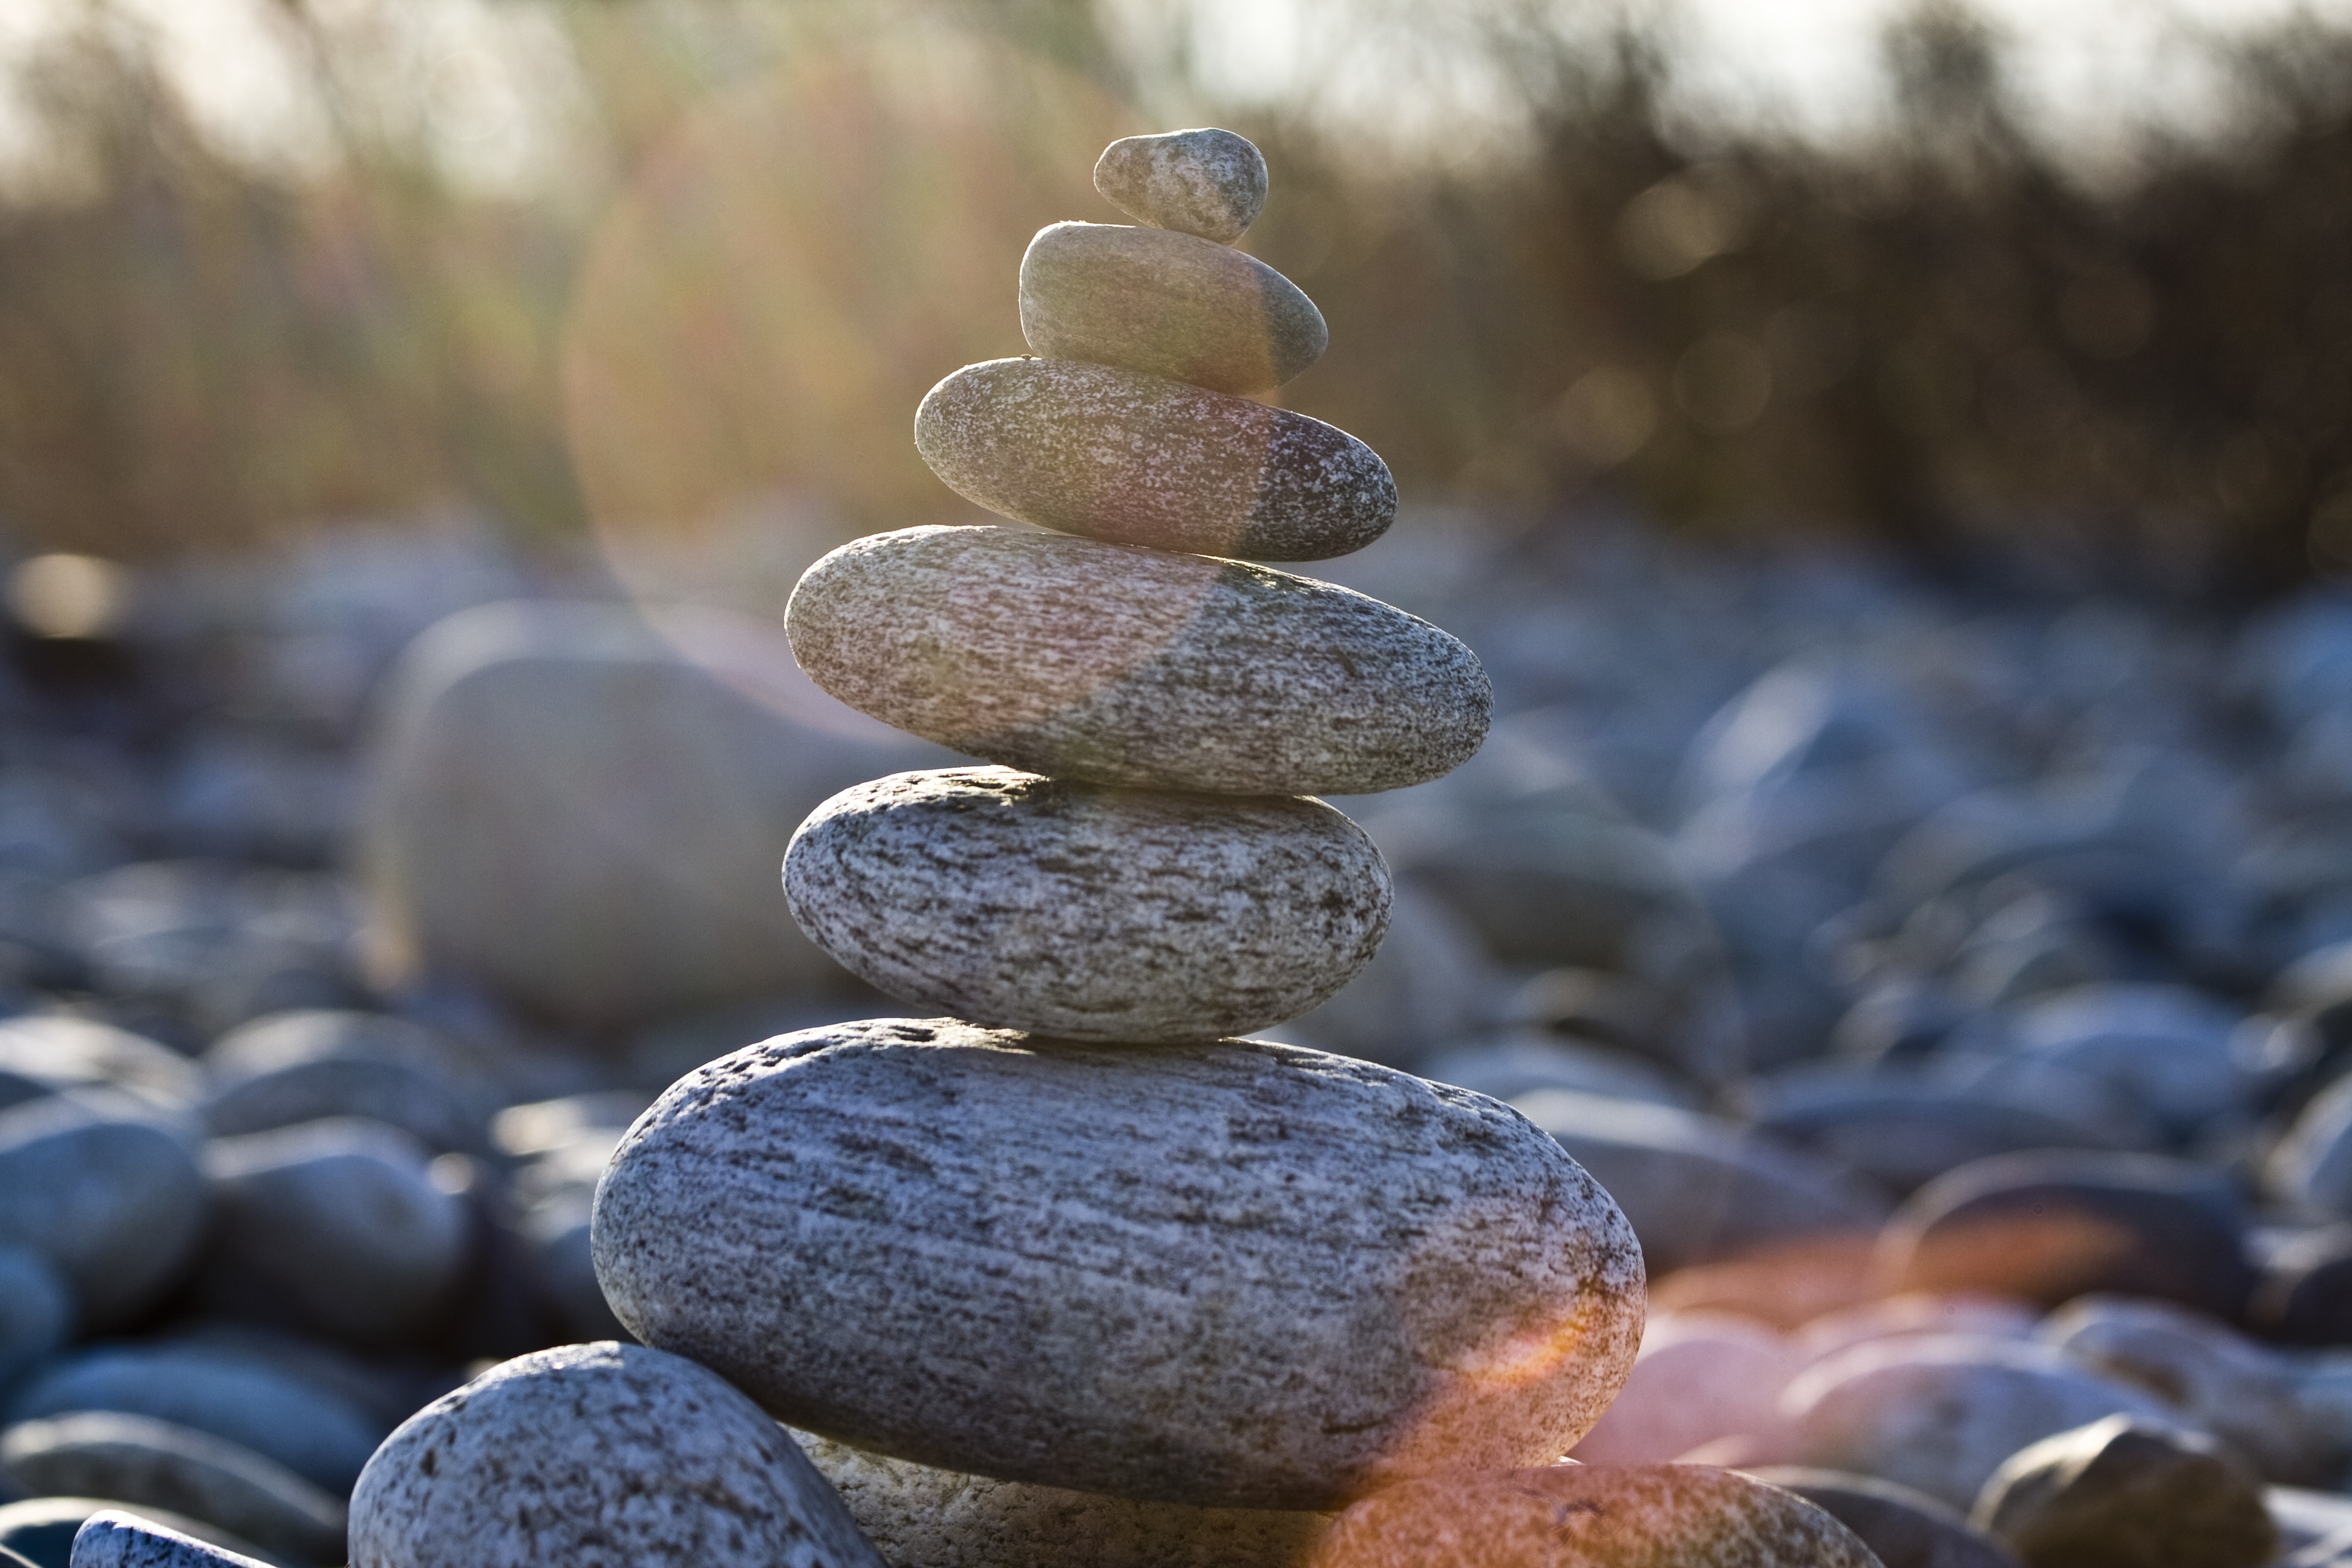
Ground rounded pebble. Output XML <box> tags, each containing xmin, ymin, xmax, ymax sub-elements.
<box><xmin>593</xmin><ymin>1019</ymin><xmax>1645</xmax><ymax>1510</ymax></box>
<box><xmin>789</xmin><ymin>1429</ymin><xmax>1329</xmax><ymax>1568</ymax></box>
<box><xmin>67</xmin><ymin>1510</ymin><xmax>272</xmax><ymax>1568</ymax></box>
<box><xmin>7</xmin><ymin>1345</ymin><xmax>387</xmax><ymax>1495</ymax></box>
<box><xmin>1093</xmin><ymin>128</ymin><xmax>1268</xmax><ymax>242</ymax></box>
<box><xmin>0</xmin><ymin>1096</ymin><xmax>206</xmax><ymax>1330</ymax></box>
<box><xmin>784</xmin><ymin>769</ymin><xmax>1392</xmax><ymax>1043</ymax></box>
<box><xmin>1743</xmin><ymin>1468</ymin><xmax>2023</xmax><ymax>1568</ymax></box>
<box><xmin>914</xmin><ymin>359</ymin><xmax>1395</xmax><ymax>560</ymax></box>
<box><xmin>786</xmin><ymin>527</ymin><xmax>1486</xmax><ymax>796</ymax></box>
<box><xmin>2</xmin><ymin>1413</ymin><xmax>344</xmax><ymax>1565</ymax></box>
<box><xmin>347</xmin><ymin>1342</ymin><xmax>881</xmax><ymax>1568</ymax></box>
<box><xmin>1971</xmin><ymin>1416</ymin><xmax>2276</xmax><ymax>1568</ymax></box>
<box><xmin>1020</xmin><ymin>223</ymin><xmax>1324</xmax><ymax>396</ymax></box>
<box><xmin>198</xmin><ymin>1118</ymin><xmax>469</xmax><ymax>1347</ymax></box>
<box><xmin>1303</xmin><ymin>1464</ymin><xmax>1882</xmax><ymax>1568</ymax></box>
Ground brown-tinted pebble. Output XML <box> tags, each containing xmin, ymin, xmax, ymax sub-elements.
<box><xmin>1020</xmin><ymin>223</ymin><xmax>1325</xmax><ymax>396</ymax></box>
<box><xmin>785</xmin><ymin>527</ymin><xmax>1487</xmax><ymax>797</ymax></box>
<box><xmin>1305</xmin><ymin>1465</ymin><xmax>1883</xmax><ymax>1568</ymax></box>
<box><xmin>1093</xmin><ymin>128</ymin><xmax>1269</xmax><ymax>242</ymax></box>
<box><xmin>913</xmin><ymin>358</ymin><xmax>1394</xmax><ymax>560</ymax></box>
<box><xmin>592</xmin><ymin>1019</ymin><xmax>1646</xmax><ymax>1511</ymax></box>
<box><xmin>1970</xmin><ymin>1416</ymin><xmax>2277</xmax><ymax>1568</ymax></box>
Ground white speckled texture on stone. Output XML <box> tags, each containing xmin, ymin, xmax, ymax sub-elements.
<box><xmin>70</xmin><ymin>1510</ymin><xmax>273</xmax><ymax>1568</ymax></box>
<box><xmin>1020</xmin><ymin>223</ymin><xmax>1325</xmax><ymax>396</ymax></box>
<box><xmin>1304</xmin><ymin>1465</ymin><xmax>1883</xmax><ymax>1568</ymax></box>
<box><xmin>788</xmin><ymin>1429</ymin><xmax>1331</xmax><ymax>1568</ymax></box>
<box><xmin>1093</xmin><ymin>128</ymin><xmax>1269</xmax><ymax>243</ymax></box>
<box><xmin>786</xmin><ymin>528</ymin><xmax>1487</xmax><ymax>796</ymax></box>
<box><xmin>346</xmin><ymin>1342</ymin><xmax>882</xmax><ymax>1568</ymax></box>
<box><xmin>783</xmin><ymin>768</ymin><xmax>1391</xmax><ymax>1041</ymax></box>
<box><xmin>913</xmin><ymin>360</ymin><xmax>1394</xmax><ymax>561</ymax></box>
<box><xmin>591</xmin><ymin>1019</ymin><xmax>1646</xmax><ymax>1511</ymax></box>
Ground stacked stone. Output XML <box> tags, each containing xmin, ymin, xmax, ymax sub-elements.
<box><xmin>331</xmin><ymin>132</ymin><xmax>1872</xmax><ymax>1568</ymax></box>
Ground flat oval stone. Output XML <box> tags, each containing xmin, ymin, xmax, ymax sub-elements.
<box><xmin>783</xmin><ymin>769</ymin><xmax>1391</xmax><ymax>1042</ymax></box>
<box><xmin>1094</xmin><ymin>129</ymin><xmax>1267</xmax><ymax>242</ymax></box>
<box><xmin>786</xmin><ymin>527</ymin><xmax>1485</xmax><ymax>795</ymax></box>
<box><xmin>789</xmin><ymin>1429</ymin><xmax>1330</xmax><ymax>1568</ymax></box>
<box><xmin>1304</xmin><ymin>1465</ymin><xmax>1883</xmax><ymax>1568</ymax></box>
<box><xmin>61</xmin><ymin>1509</ymin><xmax>271</xmax><ymax>1568</ymax></box>
<box><xmin>592</xmin><ymin>1021</ymin><xmax>1645</xmax><ymax>1510</ymax></box>
<box><xmin>915</xmin><ymin>359</ymin><xmax>1394</xmax><ymax>560</ymax></box>
<box><xmin>348</xmin><ymin>1342</ymin><xmax>882</xmax><ymax>1568</ymax></box>
<box><xmin>1021</xmin><ymin>223</ymin><xmax>1324</xmax><ymax>396</ymax></box>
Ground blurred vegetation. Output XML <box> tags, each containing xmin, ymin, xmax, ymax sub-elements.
<box><xmin>1</xmin><ymin>0</ymin><xmax>2349</xmax><ymax>598</ymax></box>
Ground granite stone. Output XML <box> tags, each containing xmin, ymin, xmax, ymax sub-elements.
<box><xmin>348</xmin><ymin>1343</ymin><xmax>880</xmax><ymax>1568</ymax></box>
<box><xmin>1093</xmin><ymin>129</ymin><xmax>1268</xmax><ymax>243</ymax></box>
<box><xmin>783</xmin><ymin>769</ymin><xmax>1393</xmax><ymax>1043</ymax></box>
<box><xmin>913</xmin><ymin>360</ymin><xmax>1394</xmax><ymax>560</ymax></box>
<box><xmin>1020</xmin><ymin>223</ymin><xmax>1325</xmax><ymax>396</ymax></box>
<box><xmin>67</xmin><ymin>1512</ymin><xmax>271</xmax><ymax>1568</ymax></box>
<box><xmin>1302</xmin><ymin>1465</ymin><xmax>1881</xmax><ymax>1568</ymax></box>
<box><xmin>789</xmin><ymin>1430</ymin><xmax>1328</xmax><ymax>1568</ymax></box>
<box><xmin>592</xmin><ymin>1020</ymin><xmax>1645</xmax><ymax>1510</ymax></box>
<box><xmin>787</xmin><ymin>528</ymin><xmax>1484</xmax><ymax>795</ymax></box>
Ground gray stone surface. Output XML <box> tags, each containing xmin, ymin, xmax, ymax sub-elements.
<box><xmin>0</xmin><ymin>1018</ymin><xmax>201</xmax><ymax>1118</ymax></box>
<box><xmin>917</xmin><ymin>359</ymin><xmax>1392</xmax><ymax>564</ymax></box>
<box><xmin>1510</xmin><ymin>1088</ymin><xmax>1888</xmax><ymax>1272</ymax></box>
<box><xmin>0</xmin><ymin>1501</ymin><xmax>272</xmax><ymax>1568</ymax></box>
<box><xmin>1971</xmin><ymin>1416</ymin><xmax>2276</xmax><ymax>1568</ymax></box>
<box><xmin>0</xmin><ymin>1094</ymin><xmax>206</xmax><ymax>1330</ymax></box>
<box><xmin>1743</xmin><ymin>1469</ymin><xmax>2021</xmax><ymax>1568</ymax></box>
<box><xmin>913</xmin><ymin>359</ymin><xmax>1394</xmax><ymax>560</ymax></box>
<box><xmin>592</xmin><ymin>1020</ymin><xmax>1644</xmax><ymax>1509</ymax></box>
<box><xmin>7</xmin><ymin>1346</ymin><xmax>387</xmax><ymax>1494</ymax></box>
<box><xmin>1093</xmin><ymin>129</ymin><xmax>1268</xmax><ymax>243</ymax></box>
<box><xmin>0</xmin><ymin>1246</ymin><xmax>71</xmax><ymax>1388</ymax></box>
<box><xmin>1301</xmin><ymin>1464</ymin><xmax>1881</xmax><ymax>1568</ymax></box>
<box><xmin>783</xmin><ymin>770</ymin><xmax>1393</xmax><ymax>1043</ymax></box>
<box><xmin>2037</xmin><ymin>1297</ymin><xmax>2340</xmax><ymax>1485</ymax></box>
<box><xmin>788</xmin><ymin>1430</ymin><xmax>1328</xmax><ymax>1568</ymax></box>
<box><xmin>67</xmin><ymin>1510</ymin><xmax>273</xmax><ymax>1568</ymax></box>
<box><xmin>1774</xmin><ymin>1334</ymin><xmax>2172</xmax><ymax>1511</ymax></box>
<box><xmin>786</xmin><ymin>528</ymin><xmax>1486</xmax><ymax>795</ymax></box>
<box><xmin>1020</xmin><ymin>223</ymin><xmax>1325</xmax><ymax>396</ymax></box>
<box><xmin>347</xmin><ymin>1342</ymin><xmax>882</xmax><ymax>1568</ymax></box>
<box><xmin>197</xmin><ymin>1118</ymin><xmax>468</xmax><ymax>1347</ymax></box>
<box><xmin>2</xmin><ymin>1414</ymin><xmax>344</xmax><ymax>1565</ymax></box>
<box><xmin>200</xmin><ymin>1010</ymin><xmax>488</xmax><ymax>1155</ymax></box>
<box><xmin>359</xmin><ymin>600</ymin><xmax>946</xmax><ymax>1037</ymax></box>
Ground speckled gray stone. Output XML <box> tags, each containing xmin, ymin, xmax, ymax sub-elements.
<box><xmin>785</xmin><ymin>528</ymin><xmax>1486</xmax><ymax>795</ymax></box>
<box><xmin>3</xmin><ymin>1414</ymin><xmax>345</xmax><ymax>1566</ymax></box>
<box><xmin>67</xmin><ymin>1510</ymin><xmax>272</xmax><ymax>1568</ymax></box>
<box><xmin>782</xmin><ymin>769</ymin><xmax>1391</xmax><ymax>1042</ymax></box>
<box><xmin>913</xmin><ymin>359</ymin><xmax>1394</xmax><ymax>560</ymax></box>
<box><xmin>1303</xmin><ymin>1465</ymin><xmax>1883</xmax><ymax>1568</ymax></box>
<box><xmin>788</xmin><ymin>1430</ymin><xmax>1330</xmax><ymax>1568</ymax></box>
<box><xmin>1021</xmin><ymin>223</ymin><xmax>1325</xmax><ymax>396</ymax></box>
<box><xmin>347</xmin><ymin>1342</ymin><xmax>881</xmax><ymax>1568</ymax></box>
<box><xmin>1093</xmin><ymin>129</ymin><xmax>1268</xmax><ymax>243</ymax></box>
<box><xmin>592</xmin><ymin>1020</ymin><xmax>1645</xmax><ymax>1510</ymax></box>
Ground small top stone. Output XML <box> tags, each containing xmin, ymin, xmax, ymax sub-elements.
<box><xmin>1094</xmin><ymin>129</ymin><xmax>1268</xmax><ymax>243</ymax></box>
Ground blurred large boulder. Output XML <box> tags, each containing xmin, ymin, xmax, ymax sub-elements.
<box><xmin>358</xmin><ymin>601</ymin><xmax>946</xmax><ymax>1039</ymax></box>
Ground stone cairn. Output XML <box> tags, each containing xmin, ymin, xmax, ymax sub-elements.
<box><xmin>323</xmin><ymin>132</ymin><xmax>1881</xmax><ymax>1568</ymax></box>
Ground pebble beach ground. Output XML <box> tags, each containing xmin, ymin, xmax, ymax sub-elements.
<box><xmin>7</xmin><ymin>125</ymin><xmax>2352</xmax><ymax>1567</ymax></box>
